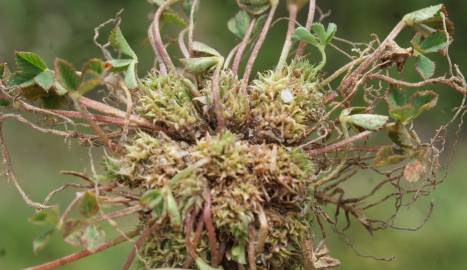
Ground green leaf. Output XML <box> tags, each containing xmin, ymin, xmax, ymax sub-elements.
<box><xmin>292</xmin><ymin>27</ymin><xmax>320</xmax><ymax>48</ymax></box>
<box><xmin>192</xmin><ymin>41</ymin><xmax>221</xmax><ymax>57</ymax></box>
<box><xmin>325</xmin><ymin>23</ymin><xmax>337</xmax><ymax>44</ymax></box>
<box><xmin>419</xmin><ymin>32</ymin><xmax>448</xmax><ymax>54</ymax></box>
<box><xmin>109</xmin><ymin>27</ymin><xmax>138</xmax><ymax>60</ymax></box>
<box><xmin>345</xmin><ymin>114</ymin><xmax>388</xmax><ymax>131</ymax></box>
<box><xmin>8</xmin><ymin>73</ymin><xmax>34</xmax><ymax>87</ymax></box>
<box><xmin>141</xmin><ymin>189</ymin><xmax>165</xmax><ymax>219</ymax></box>
<box><xmin>373</xmin><ymin>146</ymin><xmax>408</xmax><ymax>167</ymax></box>
<box><xmin>82</xmin><ymin>225</ymin><xmax>106</xmax><ymax>251</ymax></box>
<box><xmin>29</xmin><ymin>206</ymin><xmax>60</xmax><ymax>226</ymax></box>
<box><xmin>83</xmin><ymin>58</ymin><xmax>106</xmax><ymax>75</ymax></box>
<box><xmin>228</xmin><ymin>11</ymin><xmax>250</xmax><ymax>39</ymax></box>
<box><xmin>411</xmin><ymin>90</ymin><xmax>438</xmax><ymax>117</ymax></box>
<box><xmin>310</xmin><ymin>23</ymin><xmax>327</xmax><ymax>43</ymax></box>
<box><xmin>161</xmin><ymin>10</ymin><xmax>188</xmax><ymax>28</ymax></box>
<box><xmin>338</xmin><ymin>107</ymin><xmax>366</xmax><ymax>136</ymax></box>
<box><xmin>403</xmin><ymin>5</ymin><xmax>444</xmax><ymax>27</ymax></box>
<box><xmin>53</xmin><ymin>82</ymin><xmax>69</xmax><ymax>96</ymax></box>
<box><xmin>387</xmin><ymin>90</ymin><xmax>438</xmax><ymax>124</ymax></box>
<box><xmin>309</xmin><ymin>23</ymin><xmax>337</xmax><ymax>45</ymax></box>
<box><xmin>389</xmin><ymin>105</ymin><xmax>415</xmax><ymax>124</ymax></box>
<box><xmin>108</xmin><ymin>59</ymin><xmax>134</xmax><ymax>70</ymax></box>
<box><xmin>9</xmin><ymin>52</ymin><xmax>48</xmax><ymax>87</ymax></box>
<box><xmin>33</xmin><ymin>229</ymin><xmax>55</xmax><ymax>254</ymax></box>
<box><xmin>386</xmin><ymin>87</ymin><xmax>407</xmax><ymax>108</ymax></box>
<box><xmin>78</xmin><ymin>75</ymin><xmax>101</xmax><ymax>94</ymax></box>
<box><xmin>387</xmin><ymin>123</ymin><xmax>417</xmax><ymax>150</ymax></box>
<box><xmin>140</xmin><ymin>189</ymin><xmax>164</xmax><ymax>209</ymax></box>
<box><xmin>165</xmin><ymin>190</ymin><xmax>181</xmax><ymax>226</ymax></box>
<box><xmin>195</xmin><ymin>257</ymin><xmax>224</xmax><ymax>270</ymax></box>
<box><xmin>238</xmin><ymin>0</ymin><xmax>270</xmax><ymax>15</ymax></box>
<box><xmin>55</xmin><ymin>59</ymin><xmax>79</xmax><ymax>91</ymax></box>
<box><xmin>41</xmin><ymin>92</ymin><xmax>66</xmax><ymax>109</ymax></box>
<box><xmin>231</xmin><ymin>241</ymin><xmax>247</xmax><ymax>264</ymax></box>
<box><xmin>15</xmin><ymin>51</ymin><xmax>47</xmax><ymax>75</ymax></box>
<box><xmin>416</xmin><ymin>55</ymin><xmax>435</xmax><ymax>80</ymax></box>
<box><xmin>34</xmin><ymin>70</ymin><xmax>54</xmax><ymax>91</ymax></box>
<box><xmin>180</xmin><ymin>57</ymin><xmax>220</xmax><ymax>74</ymax></box>
<box><xmin>124</xmin><ymin>61</ymin><xmax>138</xmax><ymax>89</ymax></box>
<box><xmin>79</xmin><ymin>192</ymin><xmax>99</xmax><ymax>218</ymax></box>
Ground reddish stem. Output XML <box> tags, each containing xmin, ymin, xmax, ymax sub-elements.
<box><xmin>77</xmin><ymin>96</ymin><xmax>154</xmax><ymax>128</ymax></box>
<box><xmin>148</xmin><ymin>22</ymin><xmax>168</xmax><ymax>74</ymax></box>
<box><xmin>295</xmin><ymin>0</ymin><xmax>316</xmax><ymax>59</ymax></box>
<box><xmin>307</xmin><ymin>130</ymin><xmax>373</xmax><ymax>157</ymax></box>
<box><xmin>183</xmin><ymin>215</ymin><xmax>205</xmax><ymax>268</ymax></box>
<box><xmin>241</xmin><ymin>3</ymin><xmax>278</xmax><ymax>93</ymax></box>
<box><xmin>25</xmin><ymin>230</ymin><xmax>139</xmax><ymax>270</ymax></box>
<box><xmin>152</xmin><ymin>1</ymin><xmax>176</xmax><ymax>70</ymax></box>
<box><xmin>232</xmin><ymin>17</ymin><xmax>257</xmax><ymax>75</ymax></box>
<box><xmin>248</xmin><ymin>225</ymin><xmax>257</xmax><ymax>270</ymax></box>
<box><xmin>51</xmin><ymin>109</ymin><xmax>155</xmax><ymax>130</ymax></box>
<box><xmin>203</xmin><ymin>190</ymin><xmax>220</xmax><ymax>266</ymax></box>
<box><xmin>122</xmin><ymin>223</ymin><xmax>158</xmax><ymax>270</ymax></box>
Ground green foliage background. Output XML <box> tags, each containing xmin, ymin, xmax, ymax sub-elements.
<box><xmin>0</xmin><ymin>0</ymin><xmax>466</xmax><ymax>269</ymax></box>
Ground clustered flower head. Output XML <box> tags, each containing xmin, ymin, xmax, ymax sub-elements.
<box><xmin>106</xmin><ymin>130</ymin><xmax>316</xmax><ymax>269</ymax></box>
<box><xmin>250</xmin><ymin>59</ymin><xmax>326</xmax><ymax>143</ymax></box>
<box><xmin>136</xmin><ymin>72</ymin><xmax>208</xmax><ymax>139</ymax></box>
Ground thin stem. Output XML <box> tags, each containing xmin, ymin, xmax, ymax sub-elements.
<box><xmin>203</xmin><ymin>189</ymin><xmax>220</xmax><ymax>266</ymax></box>
<box><xmin>232</xmin><ymin>17</ymin><xmax>257</xmax><ymax>75</ymax></box>
<box><xmin>255</xmin><ymin>207</ymin><xmax>268</xmax><ymax>253</ymax></box>
<box><xmin>307</xmin><ymin>130</ymin><xmax>373</xmax><ymax>157</ymax></box>
<box><xmin>148</xmin><ymin>22</ymin><xmax>168</xmax><ymax>74</ymax></box>
<box><xmin>319</xmin><ymin>56</ymin><xmax>367</xmax><ymax>88</ymax></box>
<box><xmin>90</xmin><ymin>205</ymin><xmax>142</xmax><ymax>225</ymax></box>
<box><xmin>183</xmin><ymin>214</ymin><xmax>204</xmax><ymax>268</ymax></box>
<box><xmin>50</xmin><ymin>110</ymin><xmax>154</xmax><ymax>129</ymax></box>
<box><xmin>24</xmin><ymin>229</ymin><xmax>139</xmax><ymax>270</ymax></box>
<box><xmin>77</xmin><ymin>96</ymin><xmax>154</xmax><ymax>128</ymax></box>
<box><xmin>295</xmin><ymin>0</ymin><xmax>316</xmax><ymax>59</ymax></box>
<box><xmin>248</xmin><ymin>225</ymin><xmax>257</xmax><ymax>270</ymax></box>
<box><xmin>277</xmin><ymin>4</ymin><xmax>298</xmax><ymax>70</ymax></box>
<box><xmin>0</xmin><ymin>122</ymin><xmax>51</xmax><ymax>210</ymax></box>
<box><xmin>339</xmin><ymin>21</ymin><xmax>405</xmax><ymax>96</ymax></box>
<box><xmin>122</xmin><ymin>223</ymin><xmax>158</xmax><ymax>270</ymax></box>
<box><xmin>368</xmin><ymin>74</ymin><xmax>466</xmax><ymax>95</ymax></box>
<box><xmin>188</xmin><ymin>0</ymin><xmax>199</xmax><ymax>56</ymax></box>
<box><xmin>178</xmin><ymin>29</ymin><xmax>190</xmax><ymax>58</ymax></box>
<box><xmin>241</xmin><ymin>2</ymin><xmax>278</xmax><ymax>93</ymax></box>
<box><xmin>152</xmin><ymin>0</ymin><xmax>178</xmax><ymax>70</ymax></box>
<box><xmin>224</xmin><ymin>44</ymin><xmax>240</xmax><ymax>70</ymax></box>
<box><xmin>71</xmin><ymin>97</ymin><xmax>112</xmax><ymax>150</ymax></box>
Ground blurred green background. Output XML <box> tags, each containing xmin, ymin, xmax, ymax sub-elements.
<box><xmin>0</xmin><ymin>0</ymin><xmax>466</xmax><ymax>269</ymax></box>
